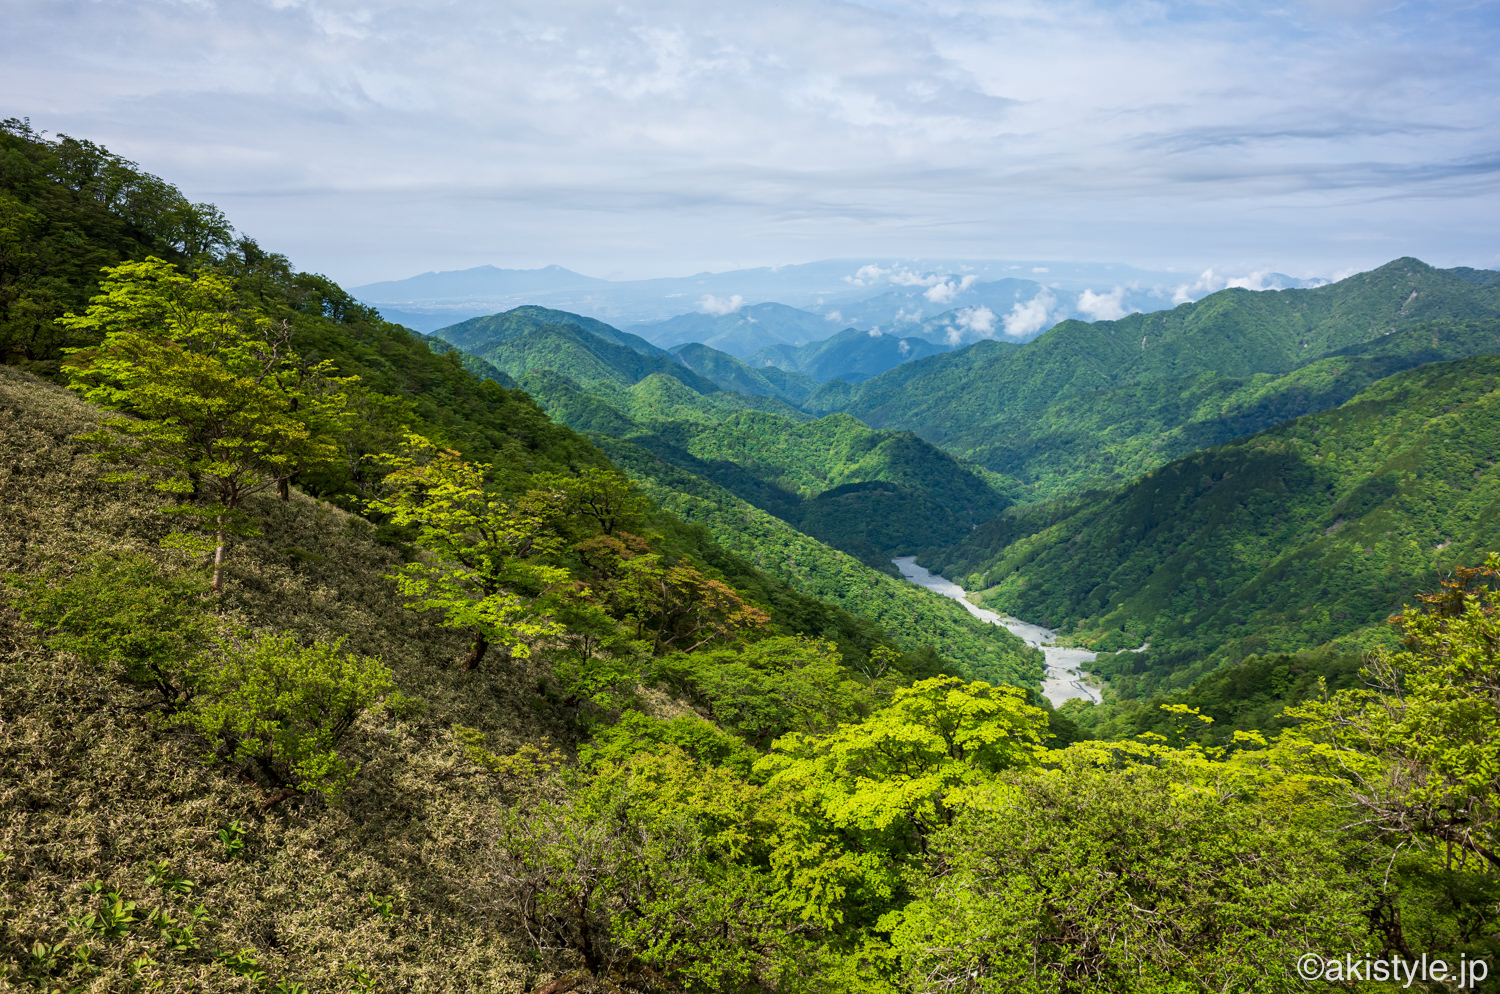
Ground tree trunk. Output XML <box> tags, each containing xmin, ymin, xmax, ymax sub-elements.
<box><xmin>278</xmin><ymin>475</ymin><xmax>290</xmax><ymax>501</ymax></box>
<box><xmin>211</xmin><ymin>514</ymin><xmax>226</xmax><ymax>593</ymax></box>
<box><xmin>462</xmin><ymin>631</ymin><xmax>489</xmax><ymax>671</ymax></box>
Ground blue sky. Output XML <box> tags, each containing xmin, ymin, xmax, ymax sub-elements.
<box><xmin>4</xmin><ymin>0</ymin><xmax>1497</xmax><ymax>286</ymax></box>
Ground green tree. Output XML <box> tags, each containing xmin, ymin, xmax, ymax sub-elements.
<box><xmin>757</xmin><ymin>677</ymin><xmax>1048</xmax><ymax>930</ymax></box>
<box><xmin>367</xmin><ymin>435</ymin><xmax>569</xmax><ymax>670</ymax></box>
<box><xmin>886</xmin><ymin>757</ymin><xmax>1367</xmax><ymax>993</ymax></box>
<box><xmin>11</xmin><ymin>551</ymin><xmax>209</xmax><ymax>705</ymax></box>
<box><xmin>58</xmin><ymin>257</ymin><xmax>349</xmax><ymax>591</ymax></box>
<box><xmin>1296</xmin><ymin>555</ymin><xmax>1500</xmax><ymax>870</ymax></box>
<box><xmin>180</xmin><ymin>632</ymin><xmax>394</xmax><ymax>803</ymax></box>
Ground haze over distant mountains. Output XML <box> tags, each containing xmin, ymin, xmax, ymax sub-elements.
<box><xmin>352</xmin><ymin>258</ymin><xmax>1327</xmax><ymax>343</ymax></box>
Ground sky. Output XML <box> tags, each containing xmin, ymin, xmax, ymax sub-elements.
<box><xmin>4</xmin><ymin>0</ymin><xmax>1499</xmax><ymax>287</ymax></box>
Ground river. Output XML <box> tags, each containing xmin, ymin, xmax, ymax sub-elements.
<box><xmin>892</xmin><ymin>556</ymin><xmax>1102</xmax><ymax>707</ymax></box>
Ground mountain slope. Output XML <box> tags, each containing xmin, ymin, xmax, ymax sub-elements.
<box><xmin>750</xmin><ymin>326</ymin><xmax>954</xmax><ymax>383</ymax></box>
<box><xmin>668</xmin><ymin>341</ymin><xmax>821</xmax><ymax>405</ymax></box>
<box><xmin>929</xmin><ymin>353</ymin><xmax>1500</xmax><ymax>694</ymax></box>
<box><xmin>824</xmin><ymin>259</ymin><xmax>1500</xmax><ymax>499</ymax></box>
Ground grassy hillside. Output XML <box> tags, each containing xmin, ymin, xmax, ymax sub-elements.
<box><xmin>929</xmin><ymin>353</ymin><xmax>1500</xmax><ymax>694</ymax></box>
<box><xmin>0</xmin><ymin>367</ymin><xmax>564</xmax><ymax>991</ymax></box>
<box><xmin>822</xmin><ymin>259</ymin><xmax>1500</xmax><ymax>499</ymax></box>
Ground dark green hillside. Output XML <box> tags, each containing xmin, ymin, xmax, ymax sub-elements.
<box><xmin>0</xmin><ymin>118</ymin><xmax>232</xmax><ymax>371</ymax></box>
<box><xmin>432</xmin><ymin>305</ymin><xmax>1016</xmax><ymax>566</ymax></box>
<box><xmin>828</xmin><ymin>259</ymin><xmax>1500</xmax><ymax>498</ymax></box>
<box><xmin>932</xmin><ymin>353</ymin><xmax>1500</xmax><ymax>694</ymax></box>
<box><xmin>669</xmin><ymin>341</ymin><xmax>820</xmax><ymax>405</ymax></box>
<box><xmin>598</xmin><ymin>436</ymin><xmax>1042</xmax><ymax>691</ymax></box>
<box><xmin>619</xmin><ymin>411</ymin><xmax>1010</xmax><ymax>563</ymax></box>
<box><xmin>437</xmin><ymin>304</ymin><xmax>662</xmax><ymax>356</ymax></box>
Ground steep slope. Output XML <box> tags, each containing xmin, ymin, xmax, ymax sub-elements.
<box><xmin>825</xmin><ymin>259</ymin><xmax>1500</xmax><ymax>499</ymax></box>
<box><xmin>668</xmin><ymin>341</ymin><xmax>820</xmax><ymax>405</ymax></box>
<box><xmin>930</xmin><ymin>353</ymin><xmax>1500</xmax><ymax>693</ymax></box>
<box><xmin>599</xmin><ymin>435</ymin><xmax>1042</xmax><ymax>690</ymax></box>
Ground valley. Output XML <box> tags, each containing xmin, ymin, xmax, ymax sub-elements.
<box><xmin>892</xmin><ymin>557</ymin><xmax>1101</xmax><ymax>707</ymax></box>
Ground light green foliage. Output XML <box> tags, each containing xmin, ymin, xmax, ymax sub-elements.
<box><xmin>1296</xmin><ymin>556</ymin><xmax>1500</xmax><ymax>870</ymax></box>
<box><xmin>367</xmin><ymin>434</ymin><xmax>569</xmax><ymax>669</ymax></box>
<box><xmin>58</xmin><ymin>257</ymin><xmax>351</xmax><ymax>590</ymax></box>
<box><xmin>654</xmin><ymin>636</ymin><xmax>875</xmax><ymax>747</ymax></box>
<box><xmin>477</xmin><ymin>745</ymin><xmax>803</xmax><ymax>990</ymax></box>
<box><xmin>179</xmin><ymin>632</ymin><xmax>393</xmax><ymax>799</ymax></box>
<box><xmin>886</xmin><ymin>756</ymin><xmax>1368</xmax><ymax>993</ymax></box>
<box><xmin>758</xmin><ymin>678</ymin><xmax>1048</xmax><ymax>929</ymax></box>
<box><xmin>12</xmin><ymin>551</ymin><xmax>208</xmax><ymax>704</ymax></box>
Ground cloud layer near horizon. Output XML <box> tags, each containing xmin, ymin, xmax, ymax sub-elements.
<box><xmin>5</xmin><ymin>0</ymin><xmax>1497</xmax><ymax>284</ymax></box>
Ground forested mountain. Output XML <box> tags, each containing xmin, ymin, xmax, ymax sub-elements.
<box><xmin>749</xmin><ymin>325</ymin><xmax>954</xmax><ymax>383</ymax></box>
<box><xmin>928</xmin><ymin>353</ymin><xmax>1500</xmax><ymax>693</ymax></box>
<box><xmin>821</xmin><ymin>259</ymin><xmax>1500</xmax><ymax>499</ymax></box>
<box><xmin>432</xmin><ymin>303</ymin><xmax>1016</xmax><ymax>566</ymax></box>
<box><xmin>668</xmin><ymin>341</ymin><xmax>820</xmax><ymax>405</ymax></box>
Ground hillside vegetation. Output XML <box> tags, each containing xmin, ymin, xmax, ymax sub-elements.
<box><xmin>437</xmin><ymin>306</ymin><xmax>1017</xmax><ymax>566</ymax></box>
<box><xmin>822</xmin><ymin>259</ymin><xmax>1500</xmax><ymax>499</ymax></box>
<box><xmin>929</xmin><ymin>353</ymin><xmax>1500</xmax><ymax>695</ymax></box>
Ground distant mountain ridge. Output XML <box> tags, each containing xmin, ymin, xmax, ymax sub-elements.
<box><xmin>813</xmin><ymin>258</ymin><xmax>1500</xmax><ymax>499</ymax></box>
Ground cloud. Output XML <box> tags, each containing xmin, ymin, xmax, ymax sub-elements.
<box><xmin>698</xmin><ymin>293</ymin><xmax>744</xmax><ymax>315</ymax></box>
<box><xmin>898</xmin><ymin>338</ymin><xmax>911</xmax><ymax>356</ymax></box>
<box><xmin>955</xmin><ymin>304</ymin><xmax>997</xmax><ymax>336</ymax></box>
<box><xmin>1170</xmin><ymin>269</ymin><xmax>1306</xmax><ymax>304</ymax></box>
<box><xmin>5</xmin><ymin>0</ymin><xmax>1495</xmax><ymax>284</ymax></box>
<box><xmin>1076</xmin><ymin>286</ymin><xmax>1129</xmax><ymax>321</ymax></box>
<box><xmin>824</xmin><ymin>309</ymin><xmax>845</xmax><ymax>323</ymax></box>
<box><xmin>923</xmin><ymin>273</ymin><xmax>978</xmax><ymax>304</ymax></box>
<box><xmin>893</xmin><ymin>306</ymin><xmax>923</xmax><ymax>325</ymax></box>
<box><xmin>1003</xmin><ymin>291</ymin><xmax>1056</xmax><ymax>339</ymax></box>
<box><xmin>867</xmin><ymin>326</ymin><xmax>883</xmax><ymax>337</ymax></box>
<box><xmin>845</xmin><ymin>264</ymin><xmax>888</xmax><ymax>286</ymax></box>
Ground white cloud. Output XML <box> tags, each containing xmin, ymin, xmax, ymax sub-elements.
<box><xmin>893</xmin><ymin>305</ymin><xmax>923</xmax><ymax>325</ymax></box>
<box><xmin>955</xmin><ymin>304</ymin><xmax>998</xmax><ymax>336</ymax></box>
<box><xmin>898</xmin><ymin>338</ymin><xmax>911</xmax><ymax>356</ymax></box>
<box><xmin>1076</xmin><ymin>286</ymin><xmax>1129</xmax><ymax>321</ymax></box>
<box><xmin>1170</xmin><ymin>269</ymin><xmax>1304</xmax><ymax>304</ymax></box>
<box><xmin>825</xmin><ymin>309</ymin><xmax>845</xmax><ymax>323</ymax></box>
<box><xmin>1032</xmin><ymin>267</ymin><xmax>1050</xmax><ymax>274</ymax></box>
<box><xmin>5</xmin><ymin>0</ymin><xmax>1493</xmax><ymax>284</ymax></box>
<box><xmin>1002</xmin><ymin>291</ymin><xmax>1056</xmax><ymax>339</ymax></box>
<box><xmin>867</xmin><ymin>326</ymin><xmax>883</xmax><ymax>337</ymax></box>
<box><xmin>698</xmin><ymin>293</ymin><xmax>744</xmax><ymax>315</ymax></box>
<box><xmin>925</xmin><ymin>280</ymin><xmax>958</xmax><ymax>304</ymax></box>
<box><xmin>926</xmin><ymin>273</ymin><xmax>979</xmax><ymax>303</ymax></box>
<box><xmin>890</xmin><ymin>268</ymin><xmax>945</xmax><ymax>288</ymax></box>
